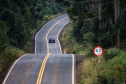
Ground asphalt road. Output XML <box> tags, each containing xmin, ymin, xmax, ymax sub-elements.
<box><xmin>41</xmin><ymin>54</ymin><xmax>75</xmax><ymax>84</ymax></box>
<box><xmin>3</xmin><ymin>54</ymin><xmax>46</xmax><ymax>84</ymax></box>
<box><xmin>35</xmin><ymin>14</ymin><xmax>69</xmax><ymax>54</ymax></box>
<box><xmin>3</xmin><ymin>14</ymin><xmax>75</xmax><ymax>84</ymax></box>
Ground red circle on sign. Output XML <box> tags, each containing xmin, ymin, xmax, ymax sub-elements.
<box><xmin>94</xmin><ymin>46</ymin><xmax>103</xmax><ymax>56</ymax></box>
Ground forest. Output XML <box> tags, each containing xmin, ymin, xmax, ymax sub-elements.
<box><xmin>0</xmin><ymin>0</ymin><xmax>64</xmax><ymax>50</ymax></box>
<box><xmin>0</xmin><ymin>0</ymin><xmax>65</xmax><ymax>79</ymax></box>
<box><xmin>57</xmin><ymin>0</ymin><xmax>126</xmax><ymax>84</ymax></box>
<box><xmin>57</xmin><ymin>0</ymin><xmax>126</xmax><ymax>48</ymax></box>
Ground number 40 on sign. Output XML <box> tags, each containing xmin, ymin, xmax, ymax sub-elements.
<box><xmin>94</xmin><ymin>46</ymin><xmax>103</xmax><ymax>56</ymax></box>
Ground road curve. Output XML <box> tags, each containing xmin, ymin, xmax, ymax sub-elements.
<box><xmin>35</xmin><ymin>14</ymin><xmax>69</xmax><ymax>54</ymax></box>
<box><xmin>3</xmin><ymin>14</ymin><xmax>76</xmax><ymax>84</ymax></box>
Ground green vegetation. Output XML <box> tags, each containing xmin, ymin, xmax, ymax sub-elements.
<box><xmin>62</xmin><ymin>25</ymin><xmax>126</xmax><ymax>83</ymax></box>
<box><xmin>85</xmin><ymin>49</ymin><xmax>126</xmax><ymax>84</ymax></box>
<box><xmin>58</xmin><ymin>0</ymin><xmax>126</xmax><ymax>48</ymax></box>
<box><xmin>103</xmin><ymin>48</ymin><xmax>121</xmax><ymax>61</ymax></box>
<box><xmin>0</xmin><ymin>47</ymin><xmax>25</xmax><ymax>72</ymax></box>
<box><xmin>0</xmin><ymin>0</ymin><xmax>66</xmax><ymax>76</ymax></box>
<box><xmin>0</xmin><ymin>0</ymin><xmax>65</xmax><ymax>50</ymax></box>
<box><xmin>62</xmin><ymin>22</ymin><xmax>94</xmax><ymax>56</ymax></box>
<box><xmin>96</xmin><ymin>50</ymin><xmax>126</xmax><ymax>84</ymax></box>
<box><xmin>59</xmin><ymin>0</ymin><xmax>126</xmax><ymax>83</ymax></box>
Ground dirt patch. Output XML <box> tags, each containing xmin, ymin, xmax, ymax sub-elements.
<box><xmin>75</xmin><ymin>55</ymin><xmax>85</xmax><ymax>84</ymax></box>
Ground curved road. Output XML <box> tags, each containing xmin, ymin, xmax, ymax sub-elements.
<box><xmin>2</xmin><ymin>14</ymin><xmax>76</xmax><ymax>84</ymax></box>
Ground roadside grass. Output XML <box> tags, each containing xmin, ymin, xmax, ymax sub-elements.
<box><xmin>62</xmin><ymin>22</ymin><xmax>126</xmax><ymax>84</ymax></box>
<box><xmin>81</xmin><ymin>56</ymin><xmax>105</xmax><ymax>84</ymax></box>
<box><xmin>0</xmin><ymin>46</ymin><xmax>25</xmax><ymax>72</ymax></box>
<box><xmin>61</xmin><ymin>21</ymin><xmax>75</xmax><ymax>54</ymax></box>
<box><xmin>61</xmin><ymin>21</ymin><xmax>93</xmax><ymax>55</ymax></box>
<box><xmin>98</xmin><ymin>50</ymin><xmax>126</xmax><ymax>80</ymax></box>
<box><xmin>79</xmin><ymin>49</ymin><xmax>126</xmax><ymax>84</ymax></box>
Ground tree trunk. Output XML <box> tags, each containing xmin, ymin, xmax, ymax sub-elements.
<box><xmin>115</xmin><ymin>0</ymin><xmax>120</xmax><ymax>48</ymax></box>
<box><xmin>115</xmin><ymin>0</ymin><xmax>117</xmax><ymax>23</ymax></box>
<box><xmin>99</xmin><ymin>0</ymin><xmax>102</xmax><ymax>29</ymax></box>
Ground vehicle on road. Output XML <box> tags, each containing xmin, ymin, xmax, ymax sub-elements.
<box><xmin>49</xmin><ymin>38</ymin><xmax>55</xmax><ymax>43</ymax></box>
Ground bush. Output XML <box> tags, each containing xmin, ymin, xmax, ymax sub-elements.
<box><xmin>103</xmin><ymin>48</ymin><xmax>121</xmax><ymax>61</ymax></box>
<box><xmin>83</xmin><ymin>32</ymin><xmax>95</xmax><ymax>45</ymax></box>
<box><xmin>0</xmin><ymin>20</ymin><xmax>9</xmax><ymax>51</ymax></box>
<box><xmin>98</xmin><ymin>51</ymin><xmax>126</xmax><ymax>83</ymax></box>
<box><xmin>122</xmin><ymin>59</ymin><xmax>126</xmax><ymax>68</ymax></box>
<box><xmin>43</xmin><ymin>15</ymin><xmax>49</xmax><ymax>21</ymax></box>
<box><xmin>0</xmin><ymin>47</ymin><xmax>25</xmax><ymax>72</ymax></box>
<box><xmin>96</xmin><ymin>75</ymin><xmax>118</xmax><ymax>84</ymax></box>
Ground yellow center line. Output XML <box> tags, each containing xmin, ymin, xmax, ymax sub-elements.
<box><xmin>36</xmin><ymin>16</ymin><xmax>68</xmax><ymax>84</ymax></box>
<box><xmin>39</xmin><ymin>53</ymin><xmax>50</xmax><ymax>84</ymax></box>
<box><xmin>46</xmin><ymin>16</ymin><xmax>68</xmax><ymax>54</ymax></box>
<box><xmin>36</xmin><ymin>53</ymin><xmax>50</xmax><ymax>84</ymax></box>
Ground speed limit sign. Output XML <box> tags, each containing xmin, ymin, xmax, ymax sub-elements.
<box><xmin>94</xmin><ymin>46</ymin><xmax>103</xmax><ymax>56</ymax></box>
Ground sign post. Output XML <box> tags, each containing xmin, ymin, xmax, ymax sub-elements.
<box><xmin>66</xmin><ymin>36</ymin><xmax>69</xmax><ymax>39</ymax></box>
<box><xmin>94</xmin><ymin>46</ymin><xmax>103</xmax><ymax>56</ymax></box>
<box><xmin>94</xmin><ymin>46</ymin><xmax>103</xmax><ymax>63</ymax></box>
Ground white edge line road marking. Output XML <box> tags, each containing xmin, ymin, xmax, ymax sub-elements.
<box><xmin>2</xmin><ymin>54</ymin><xmax>28</xmax><ymax>84</ymax></box>
<box><xmin>35</xmin><ymin>14</ymin><xmax>67</xmax><ymax>54</ymax></box>
<box><xmin>57</xmin><ymin>20</ymin><xmax>70</xmax><ymax>54</ymax></box>
<box><xmin>46</xmin><ymin>17</ymin><xmax>68</xmax><ymax>54</ymax></box>
<box><xmin>72</xmin><ymin>54</ymin><xmax>75</xmax><ymax>84</ymax></box>
<box><xmin>2</xmin><ymin>14</ymin><xmax>70</xmax><ymax>84</ymax></box>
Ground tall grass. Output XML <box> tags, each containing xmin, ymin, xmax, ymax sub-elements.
<box><xmin>80</xmin><ymin>49</ymin><xmax>126</xmax><ymax>84</ymax></box>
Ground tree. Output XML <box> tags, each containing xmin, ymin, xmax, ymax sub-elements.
<box><xmin>114</xmin><ymin>0</ymin><xmax>120</xmax><ymax>48</ymax></box>
<box><xmin>0</xmin><ymin>21</ymin><xmax>9</xmax><ymax>51</ymax></box>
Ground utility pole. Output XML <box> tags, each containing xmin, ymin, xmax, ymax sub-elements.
<box><xmin>115</xmin><ymin>0</ymin><xmax>120</xmax><ymax>48</ymax></box>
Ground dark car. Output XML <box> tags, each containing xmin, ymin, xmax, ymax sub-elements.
<box><xmin>49</xmin><ymin>38</ymin><xmax>55</xmax><ymax>43</ymax></box>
